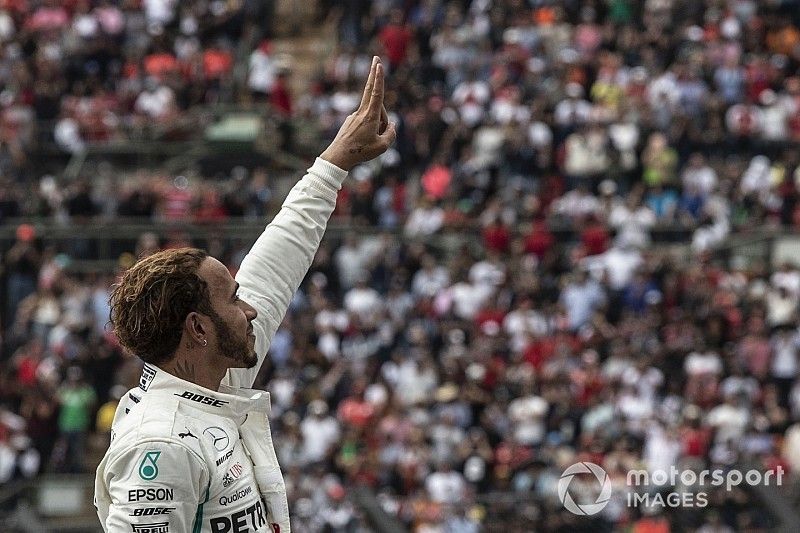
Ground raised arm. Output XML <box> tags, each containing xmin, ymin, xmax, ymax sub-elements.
<box><xmin>224</xmin><ymin>56</ymin><xmax>396</xmax><ymax>388</ymax></box>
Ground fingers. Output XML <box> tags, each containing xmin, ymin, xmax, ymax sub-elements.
<box><xmin>367</xmin><ymin>62</ymin><xmax>385</xmax><ymax>117</ymax></box>
<box><xmin>379</xmin><ymin>104</ymin><xmax>389</xmax><ymax>134</ymax></box>
<box><xmin>379</xmin><ymin>121</ymin><xmax>397</xmax><ymax>148</ymax></box>
<box><xmin>359</xmin><ymin>56</ymin><xmax>379</xmax><ymax>111</ymax></box>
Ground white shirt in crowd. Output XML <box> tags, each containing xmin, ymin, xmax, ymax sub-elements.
<box><xmin>608</xmin><ymin>203</ymin><xmax>656</xmax><ymax>248</ymax></box>
<box><xmin>553</xmin><ymin>189</ymin><xmax>600</xmax><ymax>219</ymax></box>
<box><xmin>772</xmin><ymin>268</ymin><xmax>800</xmax><ymax>296</ymax></box>
<box><xmin>343</xmin><ymin>285</ymin><xmax>383</xmax><ymax>323</ymax></box>
<box><xmin>681</xmin><ymin>165</ymin><xmax>718</xmax><ymax>196</ymax></box>
<box><xmin>443</xmin><ymin>281</ymin><xmax>494</xmax><ymax>320</ymax></box>
<box><xmin>643</xmin><ymin>423</ymin><xmax>681</xmax><ymax>475</ymax></box>
<box><xmin>504</xmin><ymin>308</ymin><xmax>548</xmax><ymax>352</ymax></box>
<box><xmin>469</xmin><ymin>259</ymin><xmax>505</xmax><ymax>288</ymax></box>
<box><xmin>248</xmin><ymin>48</ymin><xmax>277</xmax><ymax>94</ymax></box>
<box><xmin>425</xmin><ymin>469</ymin><xmax>467</xmax><ymax>504</ymax></box>
<box><xmin>452</xmin><ymin>80</ymin><xmax>491</xmax><ymax>127</ymax></box>
<box><xmin>412</xmin><ymin>266</ymin><xmax>450</xmax><ymax>298</ymax></box>
<box><xmin>143</xmin><ymin>0</ymin><xmax>176</xmax><ymax>25</ymax></box>
<box><xmin>685</xmin><ymin>350</ymin><xmax>723</xmax><ymax>376</ymax></box>
<box><xmin>300</xmin><ymin>415</ymin><xmax>341</xmax><ymax>463</ymax></box>
<box><xmin>707</xmin><ymin>402</ymin><xmax>750</xmax><ymax>443</ymax></box>
<box><xmin>134</xmin><ymin>85</ymin><xmax>175</xmax><ymax>120</ymax></box>
<box><xmin>395</xmin><ymin>360</ymin><xmax>438</xmax><ymax>406</ymax></box>
<box><xmin>584</xmin><ymin>245</ymin><xmax>643</xmax><ymax>291</ymax></box>
<box><xmin>334</xmin><ymin>242</ymin><xmax>367</xmax><ymax>289</ymax></box>
<box><xmin>404</xmin><ymin>205</ymin><xmax>444</xmax><ymax>237</ymax></box>
<box><xmin>508</xmin><ymin>394</ymin><xmax>548</xmax><ymax>445</ymax></box>
<box><xmin>772</xmin><ymin>332</ymin><xmax>800</xmax><ymax>379</ymax></box>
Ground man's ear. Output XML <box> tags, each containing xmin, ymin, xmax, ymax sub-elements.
<box><xmin>185</xmin><ymin>312</ymin><xmax>207</xmax><ymax>344</ymax></box>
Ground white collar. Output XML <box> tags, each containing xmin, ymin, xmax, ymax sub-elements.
<box><xmin>137</xmin><ymin>362</ymin><xmax>270</xmax><ymax>418</ymax></box>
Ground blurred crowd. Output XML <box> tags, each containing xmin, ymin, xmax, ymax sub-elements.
<box><xmin>6</xmin><ymin>225</ymin><xmax>800</xmax><ymax>531</ymax></box>
<box><xmin>0</xmin><ymin>0</ymin><xmax>282</xmax><ymax>176</ymax></box>
<box><xmin>4</xmin><ymin>0</ymin><xmax>800</xmax><ymax>532</ymax></box>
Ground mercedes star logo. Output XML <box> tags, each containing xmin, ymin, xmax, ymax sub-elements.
<box><xmin>203</xmin><ymin>426</ymin><xmax>230</xmax><ymax>452</ymax></box>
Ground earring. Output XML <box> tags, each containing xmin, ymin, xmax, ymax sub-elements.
<box><xmin>201</xmin><ymin>339</ymin><xmax>208</xmax><ymax>347</ymax></box>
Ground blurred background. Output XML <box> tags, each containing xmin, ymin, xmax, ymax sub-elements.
<box><xmin>3</xmin><ymin>0</ymin><xmax>800</xmax><ymax>531</ymax></box>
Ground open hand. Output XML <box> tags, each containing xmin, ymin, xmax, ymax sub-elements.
<box><xmin>320</xmin><ymin>56</ymin><xmax>397</xmax><ymax>171</ymax></box>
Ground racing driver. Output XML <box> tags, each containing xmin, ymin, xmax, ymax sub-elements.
<box><xmin>94</xmin><ymin>57</ymin><xmax>395</xmax><ymax>533</ymax></box>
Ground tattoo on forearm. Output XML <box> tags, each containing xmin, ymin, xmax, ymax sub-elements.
<box><xmin>175</xmin><ymin>360</ymin><xmax>196</xmax><ymax>382</ymax></box>
<box><xmin>349</xmin><ymin>146</ymin><xmax>364</xmax><ymax>154</ymax></box>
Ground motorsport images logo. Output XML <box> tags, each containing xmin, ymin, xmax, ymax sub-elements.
<box><xmin>558</xmin><ymin>462</ymin><xmax>785</xmax><ymax>516</ymax></box>
<box><xmin>558</xmin><ymin>462</ymin><xmax>612</xmax><ymax>515</ymax></box>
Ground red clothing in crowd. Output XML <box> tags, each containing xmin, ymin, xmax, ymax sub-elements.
<box><xmin>337</xmin><ymin>397</ymin><xmax>375</xmax><ymax>429</ymax></box>
<box><xmin>580</xmin><ymin>220</ymin><xmax>610</xmax><ymax>256</ymax></box>
<box><xmin>379</xmin><ymin>23</ymin><xmax>412</xmax><ymax>68</ymax></box>
<box><xmin>270</xmin><ymin>76</ymin><xmax>292</xmax><ymax>116</ymax></box>
<box><xmin>524</xmin><ymin>221</ymin><xmax>555</xmax><ymax>258</ymax></box>
<box><xmin>144</xmin><ymin>52</ymin><xmax>179</xmax><ymax>80</ymax></box>
<box><xmin>483</xmin><ymin>222</ymin><xmax>510</xmax><ymax>253</ymax></box>
<box><xmin>203</xmin><ymin>49</ymin><xmax>233</xmax><ymax>80</ymax></box>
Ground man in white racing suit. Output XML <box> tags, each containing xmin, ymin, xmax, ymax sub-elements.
<box><xmin>94</xmin><ymin>57</ymin><xmax>395</xmax><ymax>533</ymax></box>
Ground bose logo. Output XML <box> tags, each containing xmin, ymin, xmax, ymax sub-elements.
<box><xmin>174</xmin><ymin>391</ymin><xmax>228</xmax><ymax>407</ymax></box>
<box><xmin>130</xmin><ymin>507</ymin><xmax>175</xmax><ymax>516</ymax></box>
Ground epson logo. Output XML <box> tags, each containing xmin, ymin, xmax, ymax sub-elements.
<box><xmin>216</xmin><ymin>449</ymin><xmax>233</xmax><ymax>466</ymax></box>
<box><xmin>131</xmin><ymin>522</ymin><xmax>169</xmax><ymax>533</ymax></box>
<box><xmin>218</xmin><ymin>486</ymin><xmax>252</xmax><ymax>506</ymax></box>
<box><xmin>130</xmin><ymin>507</ymin><xmax>175</xmax><ymax>516</ymax></box>
<box><xmin>128</xmin><ymin>488</ymin><xmax>174</xmax><ymax>502</ymax></box>
<box><xmin>174</xmin><ymin>391</ymin><xmax>228</xmax><ymax>408</ymax></box>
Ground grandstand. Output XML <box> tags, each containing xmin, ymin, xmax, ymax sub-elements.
<box><xmin>3</xmin><ymin>0</ymin><xmax>800</xmax><ymax>531</ymax></box>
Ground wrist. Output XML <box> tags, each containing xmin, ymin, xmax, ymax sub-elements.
<box><xmin>319</xmin><ymin>147</ymin><xmax>353</xmax><ymax>172</ymax></box>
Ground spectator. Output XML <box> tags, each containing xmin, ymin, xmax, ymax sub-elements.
<box><xmin>55</xmin><ymin>367</ymin><xmax>96</xmax><ymax>473</ymax></box>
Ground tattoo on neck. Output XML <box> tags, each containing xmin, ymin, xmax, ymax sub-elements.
<box><xmin>175</xmin><ymin>359</ymin><xmax>196</xmax><ymax>382</ymax></box>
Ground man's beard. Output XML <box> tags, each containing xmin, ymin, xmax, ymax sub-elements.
<box><xmin>210</xmin><ymin>312</ymin><xmax>257</xmax><ymax>368</ymax></box>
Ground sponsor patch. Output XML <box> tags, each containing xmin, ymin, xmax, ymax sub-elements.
<box><xmin>178</xmin><ymin>428</ymin><xmax>197</xmax><ymax>440</ymax></box>
<box><xmin>204</xmin><ymin>426</ymin><xmax>230</xmax><ymax>452</ymax></box>
<box><xmin>209</xmin><ymin>500</ymin><xmax>265</xmax><ymax>532</ymax></box>
<box><xmin>139</xmin><ymin>364</ymin><xmax>156</xmax><ymax>391</ymax></box>
<box><xmin>174</xmin><ymin>391</ymin><xmax>228</xmax><ymax>408</ymax></box>
<box><xmin>218</xmin><ymin>486</ymin><xmax>252</xmax><ymax>506</ymax></box>
<box><xmin>130</xmin><ymin>507</ymin><xmax>175</xmax><ymax>516</ymax></box>
<box><xmin>138</xmin><ymin>451</ymin><xmax>161</xmax><ymax>481</ymax></box>
<box><xmin>128</xmin><ymin>488</ymin><xmax>174</xmax><ymax>502</ymax></box>
<box><xmin>222</xmin><ymin>463</ymin><xmax>243</xmax><ymax>487</ymax></box>
<box><xmin>216</xmin><ymin>449</ymin><xmax>233</xmax><ymax>467</ymax></box>
<box><xmin>131</xmin><ymin>522</ymin><xmax>169</xmax><ymax>533</ymax></box>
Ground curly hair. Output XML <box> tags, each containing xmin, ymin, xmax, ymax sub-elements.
<box><xmin>109</xmin><ymin>248</ymin><xmax>214</xmax><ymax>365</ymax></box>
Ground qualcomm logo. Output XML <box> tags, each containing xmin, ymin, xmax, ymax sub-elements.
<box><xmin>558</xmin><ymin>462</ymin><xmax>612</xmax><ymax>516</ymax></box>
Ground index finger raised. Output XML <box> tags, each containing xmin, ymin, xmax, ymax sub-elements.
<box><xmin>359</xmin><ymin>56</ymin><xmax>379</xmax><ymax>111</ymax></box>
<box><xmin>367</xmin><ymin>62</ymin><xmax>385</xmax><ymax>117</ymax></box>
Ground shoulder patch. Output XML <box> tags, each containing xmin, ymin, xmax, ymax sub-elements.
<box><xmin>139</xmin><ymin>364</ymin><xmax>157</xmax><ymax>391</ymax></box>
